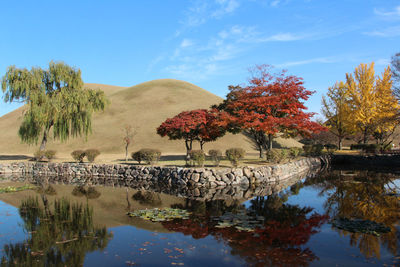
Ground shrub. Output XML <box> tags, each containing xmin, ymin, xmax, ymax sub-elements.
<box><xmin>266</xmin><ymin>149</ymin><xmax>290</xmax><ymax>163</ymax></box>
<box><xmin>85</xmin><ymin>149</ymin><xmax>100</xmax><ymax>162</ymax></box>
<box><xmin>303</xmin><ymin>144</ymin><xmax>324</xmax><ymax>156</ymax></box>
<box><xmin>86</xmin><ymin>186</ymin><xmax>101</xmax><ymax>199</ymax></box>
<box><xmin>364</xmin><ymin>144</ymin><xmax>379</xmax><ymax>154</ymax></box>
<box><xmin>302</xmin><ymin>145</ymin><xmax>313</xmax><ymax>156</ymax></box>
<box><xmin>71</xmin><ymin>150</ymin><xmax>86</xmax><ymax>163</ymax></box>
<box><xmin>72</xmin><ymin>186</ymin><xmax>86</xmax><ymax>197</ymax></box>
<box><xmin>289</xmin><ymin>147</ymin><xmax>303</xmax><ymax>159</ymax></box>
<box><xmin>324</xmin><ymin>144</ymin><xmax>338</xmax><ymax>154</ymax></box>
<box><xmin>188</xmin><ymin>150</ymin><xmax>205</xmax><ymax>167</ymax></box>
<box><xmin>225</xmin><ymin>148</ymin><xmax>245</xmax><ymax>167</ymax></box>
<box><xmin>139</xmin><ymin>148</ymin><xmax>161</xmax><ymax>164</ymax></box>
<box><xmin>312</xmin><ymin>144</ymin><xmax>324</xmax><ymax>155</ymax></box>
<box><xmin>131</xmin><ymin>151</ymin><xmax>143</xmax><ymax>164</ymax></box>
<box><xmin>44</xmin><ymin>185</ymin><xmax>57</xmax><ymax>195</ymax></box>
<box><xmin>208</xmin><ymin>149</ymin><xmax>222</xmax><ymax>167</ymax></box>
<box><xmin>132</xmin><ymin>190</ymin><xmax>161</xmax><ymax>205</ymax></box>
<box><xmin>350</xmin><ymin>144</ymin><xmax>367</xmax><ymax>150</ymax></box>
<box><xmin>33</xmin><ymin>150</ymin><xmax>45</xmax><ymax>161</ymax></box>
<box><xmin>34</xmin><ymin>150</ymin><xmax>56</xmax><ymax>161</ymax></box>
<box><xmin>44</xmin><ymin>150</ymin><xmax>56</xmax><ymax>161</ymax></box>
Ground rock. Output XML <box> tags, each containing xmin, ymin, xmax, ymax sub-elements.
<box><xmin>191</xmin><ymin>173</ymin><xmax>200</xmax><ymax>182</ymax></box>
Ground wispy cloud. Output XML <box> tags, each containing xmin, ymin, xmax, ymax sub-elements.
<box><xmin>182</xmin><ymin>0</ymin><xmax>240</xmax><ymax>29</ymax></box>
<box><xmin>163</xmin><ymin>24</ymin><xmax>313</xmax><ymax>81</ymax></box>
<box><xmin>374</xmin><ymin>5</ymin><xmax>400</xmax><ymax>20</ymax></box>
<box><xmin>218</xmin><ymin>25</ymin><xmax>310</xmax><ymax>44</ymax></box>
<box><xmin>364</xmin><ymin>25</ymin><xmax>400</xmax><ymax>37</ymax></box>
<box><xmin>270</xmin><ymin>0</ymin><xmax>282</xmax><ymax>7</ymax></box>
<box><xmin>212</xmin><ymin>0</ymin><xmax>240</xmax><ymax>18</ymax></box>
<box><xmin>375</xmin><ymin>58</ymin><xmax>390</xmax><ymax>66</ymax></box>
<box><xmin>276</xmin><ymin>57</ymin><xmax>338</xmax><ymax>68</ymax></box>
<box><xmin>180</xmin><ymin>39</ymin><xmax>194</xmax><ymax>48</ymax></box>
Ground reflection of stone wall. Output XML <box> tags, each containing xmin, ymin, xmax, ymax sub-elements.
<box><xmin>0</xmin><ymin>157</ymin><xmax>327</xmax><ymax>189</ymax></box>
<box><xmin>1</xmin><ymin>168</ymin><xmax>322</xmax><ymax>201</ymax></box>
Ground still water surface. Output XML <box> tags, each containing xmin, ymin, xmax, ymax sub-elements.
<box><xmin>0</xmin><ymin>169</ymin><xmax>399</xmax><ymax>266</ymax></box>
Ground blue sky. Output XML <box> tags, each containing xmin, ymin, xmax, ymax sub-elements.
<box><xmin>0</xmin><ymin>0</ymin><xmax>399</xmax><ymax>117</ymax></box>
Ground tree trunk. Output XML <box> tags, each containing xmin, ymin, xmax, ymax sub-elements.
<box><xmin>39</xmin><ymin>130</ymin><xmax>49</xmax><ymax>151</ymax></box>
<box><xmin>125</xmin><ymin>144</ymin><xmax>129</xmax><ymax>161</ymax></box>
<box><xmin>259</xmin><ymin>148</ymin><xmax>263</xmax><ymax>159</ymax></box>
<box><xmin>185</xmin><ymin>139</ymin><xmax>193</xmax><ymax>165</ymax></box>
<box><xmin>338</xmin><ymin>138</ymin><xmax>342</xmax><ymax>150</ymax></box>
<box><xmin>363</xmin><ymin>128</ymin><xmax>368</xmax><ymax>144</ymax></box>
<box><xmin>200</xmin><ymin>140</ymin><xmax>204</xmax><ymax>151</ymax></box>
<box><xmin>268</xmin><ymin>134</ymin><xmax>273</xmax><ymax>150</ymax></box>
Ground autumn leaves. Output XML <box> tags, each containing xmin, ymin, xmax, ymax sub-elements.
<box><xmin>322</xmin><ymin>62</ymin><xmax>399</xmax><ymax>148</ymax></box>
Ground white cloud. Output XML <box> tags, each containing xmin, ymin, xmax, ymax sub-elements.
<box><xmin>181</xmin><ymin>0</ymin><xmax>240</xmax><ymax>29</ymax></box>
<box><xmin>276</xmin><ymin>57</ymin><xmax>338</xmax><ymax>67</ymax></box>
<box><xmin>270</xmin><ymin>0</ymin><xmax>281</xmax><ymax>7</ymax></box>
<box><xmin>374</xmin><ymin>5</ymin><xmax>400</xmax><ymax>20</ymax></box>
<box><xmin>375</xmin><ymin>58</ymin><xmax>390</xmax><ymax>66</ymax></box>
<box><xmin>212</xmin><ymin>0</ymin><xmax>240</xmax><ymax>18</ymax></box>
<box><xmin>218</xmin><ymin>25</ymin><xmax>309</xmax><ymax>43</ymax></box>
<box><xmin>180</xmin><ymin>39</ymin><xmax>194</xmax><ymax>48</ymax></box>
<box><xmin>364</xmin><ymin>25</ymin><xmax>400</xmax><ymax>37</ymax></box>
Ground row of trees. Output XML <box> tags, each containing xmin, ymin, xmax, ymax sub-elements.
<box><xmin>157</xmin><ymin>65</ymin><xmax>325</xmax><ymax>158</ymax></box>
<box><xmin>321</xmin><ymin>54</ymin><xmax>400</xmax><ymax>149</ymax></box>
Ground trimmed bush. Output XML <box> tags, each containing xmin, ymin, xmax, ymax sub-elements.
<box><xmin>86</xmin><ymin>186</ymin><xmax>101</xmax><ymax>199</ymax></box>
<box><xmin>225</xmin><ymin>148</ymin><xmax>245</xmax><ymax>167</ymax></box>
<box><xmin>44</xmin><ymin>150</ymin><xmax>56</xmax><ymax>161</ymax></box>
<box><xmin>302</xmin><ymin>145</ymin><xmax>313</xmax><ymax>156</ymax></box>
<box><xmin>324</xmin><ymin>144</ymin><xmax>338</xmax><ymax>154</ymax></box>
<box><xmin>72</xmin><ymin>186</ymin><xmax>86</xmax><ymax>197</ymax></box>
<box><xmin>289</xmin><ymin>147</ymin><xmax>303</xmax><ymax>159</ymax></box>
<box><xmin>33</xmin><ymin>150</ymin><xmax>45</xmax><ymax>161</ymax></box>
<box><xmin>131</xmin><ymin>151</ymin><xmax>143</xmax><ymax>164</ymax></box>
<box><xmin>132</xmin><ymin>190</ymin><xmax>161</xmax><ymax>205</ymax></box>
<box><xmin>266</xmin><ymin>149</ymin><xmax>290</xmax><ymax>163</ymax></box>
<box><xmin>85</xmin><ymin>149</ymin><xmax>100</xmax><ymax>162</ymax></box>
<box><xmin>350</xmin><ymin>144</ymin><xmax>367</xmax><ymax>150</ymax></box>
<box><xmin>71</xmin><ymin>150</ymin><xmax>86</xmax><ymax>163</ymax></box>
<box><xmin>34</xmin><ymin>150</ymin><xmax>56</xmax><ymax>161</ymax></box>
<box><xmin>303</xmin><ymin>144</ymin><xmax>324</xmax><ymax>156</ymax></box>
<box><xmin>208</xmin><ymin>149</ymin><xmax>222</xmax><ymax>167</ymax></box>
<box><xmin>312</xmin><ymin>144</ymin><xmax>324</xmax><ymax>155</ymax></box>
<box><xmin>188</xmin><ymin>150</ymin><xmax>205</xmax><ymax>167</ymax></box>
<box><xmin>135</xmin><ymin>148</ymin><xmax>161</xmax><ymax>164</ymax></box>
<box><xmin>364</xmin><ymin>144</ymin><xmax>379</xmax><ymax>154</ymax></box>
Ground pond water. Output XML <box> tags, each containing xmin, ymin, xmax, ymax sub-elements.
<box><xmin>0</xmin><ymin>169</ymin><xmax>399</xmax><ymax>266</ymax></box>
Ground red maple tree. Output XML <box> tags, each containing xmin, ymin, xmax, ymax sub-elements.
<box><xmin>217</xmin><ymin>65</ymin><xmax>326</xmax><ymax>151</ymax></box>
<box><xmin>156</xmin><ymin>109</ymin><xmax>226</xmax><ymax>153</ymax></box>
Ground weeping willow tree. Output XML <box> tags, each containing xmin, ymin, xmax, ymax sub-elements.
<box><xmin>1</xmin><ymin>61</ymin><xmax>109</xmax><ymax>151</ymax></box>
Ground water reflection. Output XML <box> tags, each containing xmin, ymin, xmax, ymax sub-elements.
<box><xmin>307</xmin><ymin>170</ymin><xmax>400</xmax><ymax>259</ymax></box>
<box><xmin>0</xmin><ymin>169</ymin><xmax>399</xmax><ymax>266</ymax></box>
<box><xmin>0</xmin><ymin>196</ymin><xmax>112</xmax><ymax>266</ymax></box>
<box><xmin>162</xmin><ymin>192</ymin><xmax>328</xmax><ymax>266</ymax></box>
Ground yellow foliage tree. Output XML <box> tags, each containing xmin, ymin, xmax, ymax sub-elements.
<box><xmin>345</xmin><ymin>62</ymin><xmax>399</xmax><ymax>144</ymax></box>
<box><xmin>321</xmin><ymin>81</ymin><xmax>353</xmax><ymax>149</ymax></box>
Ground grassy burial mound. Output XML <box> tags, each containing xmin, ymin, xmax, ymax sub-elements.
<box><xmin>0</xmin><ymin>79</ymin><xmax>302</xmax><ymax>156</ymax></box>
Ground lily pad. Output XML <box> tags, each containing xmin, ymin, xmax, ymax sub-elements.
<box><xmin>331</xmin><ymin>217</ymin><xmax>391</xmax><ymax>236</ymax></box>
<box><xmin>0</xmin><ymin>184</ymin><xmax>36</xmax><ymax>193</ymax></box>
<box><xmin>127</xmin><ymin>208</ymin><xmax>191</xmax><ymax>222</ymax></box>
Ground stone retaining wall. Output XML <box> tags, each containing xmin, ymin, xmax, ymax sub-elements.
<box><xmin>0</xmin><ymin>157</ymin><xmax>328</xmax><ymax>189</ymax></box>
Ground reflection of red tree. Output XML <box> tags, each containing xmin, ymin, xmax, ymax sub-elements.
<box><xmin>162</xmin><ymin>213</ymin><xmax>329</xmax><ymax>266</ymax></box>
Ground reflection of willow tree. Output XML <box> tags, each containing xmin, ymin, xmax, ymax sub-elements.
<box><xmin>1</xmin><ymin>197</ymin><xmax>112</xmax><ymax>266</ymax></box>
<box><xmin>165</xmin><ymin>195</ymin><xmax>328</xmax><ymax>266</ymax></box>
<box><xmin>310</xmin><ymin>170</ymin><xmax>400</xmax><ymax>259</ymax></box>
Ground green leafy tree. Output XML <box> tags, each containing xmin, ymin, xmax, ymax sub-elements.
<box><xmin>1</xmin><ymin>61</ymin><xmax>109</xmax><ymax>151</ymax></box>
